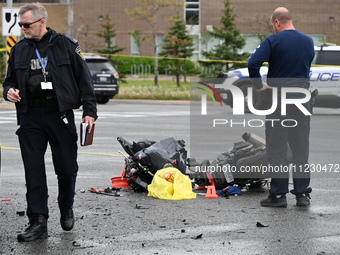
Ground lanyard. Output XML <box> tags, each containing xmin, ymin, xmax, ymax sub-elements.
<box><xmin>35</xmin><ymin>49</ymin><xmax>48</xmax><ymax>78</ymax></box>
<box><xmin>33</xmin><ymin>34</ymin><xmax>52</xmax><ymax>81</ymax></box>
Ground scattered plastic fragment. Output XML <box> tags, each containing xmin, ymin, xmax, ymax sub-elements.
<box><xmin>0</xmin><ymin>198</ymin><xmax>12</xmax><ymax>201</ymax></box>
<box><xmin>191</xmin><ymin>234</ymin><xmax>203</xmax><ymax>240</ymax></box>
<box><xmin>256</xmin><ymin>222</ymin><xmax>269</xmax><ymax>227</ymax></box>
<box><xmin>16</xmin><ymin>211</ymin><xmax>25</xmax><ymax>216</ymax></box>
<box><xmin>135</xmin><ymin>204</ymin><xmax>149</xmax><ymax>210</ymax></box>
<box><xmin>88</xmin><ymin>187</ymin><xmax>121</xmax><ymax>196</ymax></box>
<box><xmin>104</xmin><ymin>187</ymin><xmax>113</xmax><ymax>193</ymax></box>
<box><xmin>72</xmin><ymin>241</ymin><xmax>81</xmax><ymax>247</ymax></box>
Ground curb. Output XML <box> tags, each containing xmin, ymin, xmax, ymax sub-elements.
<box><xmin>0</xmin><ymin>99</ymin><xmax>15</xmax><ymax>110</ymax></box>
<box><xmin>0</xmin><ymin>98</ymin><xmax>191</xmax><ymax>110</ymax></box>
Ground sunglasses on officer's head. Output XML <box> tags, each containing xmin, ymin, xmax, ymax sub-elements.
<box><xmin>18</xmin><ymin>18</ymin><xmax>43</xmax><ymax>28</ymax></box>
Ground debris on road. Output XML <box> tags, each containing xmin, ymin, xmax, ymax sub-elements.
<box><xmin>191</xmin><ymin>233</ymin><xmax>203</xmax><ymax>240</ymax></box>
<box><xmin>256</xmin><ymin>222</ymin><xmax>269</xmax><ymax>227</ymax></box>
<box><xmin>88</xmin><ymin>187</ymin><xmax>121</xmax><ymax>197</ymax></box>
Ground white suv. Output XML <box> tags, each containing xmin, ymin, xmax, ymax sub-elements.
<box><xmin>215</xmin><ymin>45</ymin><xmax>340</xmax><ymax>110</ymax></box>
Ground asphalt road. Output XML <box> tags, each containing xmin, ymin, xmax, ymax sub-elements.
<box><xmin>0</xmin><ymin>99</ymin><xmax>339</xmax><ymax>255</ymax></box>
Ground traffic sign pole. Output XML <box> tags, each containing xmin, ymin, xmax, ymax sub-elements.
<box><xmin>6</xmin><ymin>36</ymin><xmax>17</xmax><ymax>62</ymax></box>
<box><xmin>2</xmin><ymin>7</ymin><xmax>21</xmax><ymax>37</ymax></box>
<box><xmin>2</xmin><ymin>3</ymin><xmax>21</xmax><ymax>62</ymax></box>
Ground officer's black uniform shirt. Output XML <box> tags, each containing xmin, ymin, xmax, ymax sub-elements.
<box><xmin>26</xmin><ymin>28</ymin><xmax>56</xmax><ymax>102</ymax></box>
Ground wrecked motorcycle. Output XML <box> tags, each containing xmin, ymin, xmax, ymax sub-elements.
<box><xmin>117</xmin><ymin>136</ymin><xmax>187</xmax><ymax>192</ymax></box>
<box><xmin>117</xmin><ymin>133</ymin><xmax>290</xmax><ymax>192</ymax></box>
<box><xmin>187</xmin><ymin>133</ymin><xmax>277</xmax><ymax>190</ymax></box>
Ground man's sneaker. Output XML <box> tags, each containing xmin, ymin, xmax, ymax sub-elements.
<box><xmin>260</xmin><ymin>195</ymin><xmax>287</xmax><ymax>207</ymax></box>
<box><xmin>60</xmin><ymin>208</ymin><xmax>74</xmax><ymax>231</ymax></box>
<box><xmin>17</xmin><ymin>215</ymin><xmax>48</xmax><ymax>242</ymax></box>
<box><xmin>296</xmin><ymin>194</ymin><xmax>311</xmax><ymax>206</ymax></box>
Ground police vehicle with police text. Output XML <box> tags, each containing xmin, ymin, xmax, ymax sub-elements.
<box><xmin>215</xmin><ymin>45</ymin><xmax>340</xmax><ymax>111</ymax></box>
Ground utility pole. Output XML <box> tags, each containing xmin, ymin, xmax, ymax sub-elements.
<box><xmin>67</xmin><ymin>0</ymin><xmax>74</xmax><ymax>36</ymax></box>
<box><xmin>3</xmin><ymin>0</ymin><xmax>19</xmax><ymax>62</ymax></box>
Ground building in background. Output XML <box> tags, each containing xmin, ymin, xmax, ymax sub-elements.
<box><xmin>1</xmin><ymin>0</ymin><xmax>339</xmax><ymax>59</ymax></box>
<box><xmin>72</xmin><ymin>0</ymin><xmax>340</xmax><ymax>59</ymax></box>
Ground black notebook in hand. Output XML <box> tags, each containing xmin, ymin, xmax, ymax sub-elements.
<box><xmin>80</xmin><ymin>123</ymin><xmax>95</xmax><ymax>146</ymax></box>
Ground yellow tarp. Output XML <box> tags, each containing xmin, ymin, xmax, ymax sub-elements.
<box><xmin>148</xmin><ymin>167</ymin><xmax>196</xmax><ymax>200</ymax></box>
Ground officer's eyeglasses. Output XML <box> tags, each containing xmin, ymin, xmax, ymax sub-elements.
<box><xmin>18</xmin><ymin>18</ymin><xmax>43</xmax><ymax>28</ymax></box>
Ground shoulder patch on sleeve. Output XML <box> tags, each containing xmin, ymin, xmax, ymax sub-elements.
<box><xmin>60</xmin><ymin>33</ymin><xmax>85</xmax><ymax>59</ymax></box>
<box><xmin>76</xmin><ymin>45</ymin><xmax>85</xmax><ymax>60</ymax></box>
<box><xmin>61</xmin><ymin>34</ymin><xmax>78</xmax><ymax>44</ymax></box>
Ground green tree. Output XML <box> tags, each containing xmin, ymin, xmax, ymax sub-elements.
<box><xmin>125</xmin><ymin>0</ymin><xmax>183</xmax><ymax>86</ymax></box>
<box><xmin>95</xmin><ymin>14</ymin><xmax>125</xmax><ymax>55</ymax></box>
<box><xmin>95</xmin><ymin>14</ymin><xmax>127</xmax><ymax>80</ymax></box>
<box><xmin>160</xmin><ymin>13</ymin><xmax>194</xmax><ymax>87</ymax></box>
<box><xmin>201</xmin><ymin>0</ymin><xmax>249</xmax><ymax>76</ymax></box>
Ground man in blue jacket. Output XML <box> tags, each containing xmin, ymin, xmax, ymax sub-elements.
<box><xmin>3</xmin><ymin>3</ymin><xmax>97</xmax><ymax>241</ymax></box>
<box><xmin>248</xmin><ymin>7</ymin><xmax>314</xmax><ymax>207</ymax></box>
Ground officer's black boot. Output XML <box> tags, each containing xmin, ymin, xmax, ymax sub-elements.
<box><xmin>60</xmin><ymin>207</ymin><xmax>74</xmax><ymax>231</ymax></box>
<box><xmin>17</xmin><ymin>214</ymin><xmax>48</xmax><ymax>242</ymax></box>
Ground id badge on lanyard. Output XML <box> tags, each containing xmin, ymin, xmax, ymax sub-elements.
<box><xmin>34</xmin><ymin>40</ymin><xmax>53</xmax><ymax>90</ymax></box>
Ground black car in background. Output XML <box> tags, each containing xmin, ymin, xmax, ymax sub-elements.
<box><xmin>84</xmin><ymin>54</ymin><xmax>119</xmax><ymax>104</ymax></box>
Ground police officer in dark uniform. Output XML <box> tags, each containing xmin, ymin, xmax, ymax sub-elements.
<box><xmin>3</xmin><ymin>3</ymin><xmax>97</xmax><ymax>241</ymax></box>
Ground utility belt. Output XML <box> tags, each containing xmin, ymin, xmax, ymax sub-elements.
<box><xmin>28</xmin><ymin>95</ymin><xmax>58</xmax><ymax>111</ymax></box>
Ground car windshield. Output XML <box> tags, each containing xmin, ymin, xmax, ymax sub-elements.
<box><xmin>319</xmin><ymin>51</ymin><xmax>340</xmax><ymax>65</ymax></box>
<box><xmin>311</xmin><ymin>51</ymin><xmax>318</xmax><ymax>65</ymax></box>
<box><xmin>86</xmin><ymin>60</ymin><xmax>114</xmax><ymax>71</ymax></box>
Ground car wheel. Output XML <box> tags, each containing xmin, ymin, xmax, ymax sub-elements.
<box><xmin>239</xmin><ymin>83</ymin><xmax>263</xmax><ymax>113</ymax></box>
<box><xmin>96</xmin><ymin>96</ymin><xmax>110</xmax><ymax>104</ymax></box>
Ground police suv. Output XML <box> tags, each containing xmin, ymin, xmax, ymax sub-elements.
<box><xmin>216</xmin><ymin>45</ymin><xmax>340</xmax><ymax>111</ymax></box>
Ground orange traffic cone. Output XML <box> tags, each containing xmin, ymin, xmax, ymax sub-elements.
<box><xmin>111</xmin><ymin>166</ymin><xmax>130</xmax><ymax>188</ymax></box>
<box><xmin>111</xmin><ymin>177</ymin><xmax>130</xmax><ymax>188</ymax></box>
<box><xmin>205</xmin><ymin>185</ymin><xmax>218</xmax><ymax>198</ymax></box>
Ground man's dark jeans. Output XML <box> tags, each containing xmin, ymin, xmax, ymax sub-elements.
<box><xmin>265</xmin><ymin>93</ymin><xmax>311</xmax><ymax>195</ymax></box>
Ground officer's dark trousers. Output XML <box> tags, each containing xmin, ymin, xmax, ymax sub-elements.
<box><xmin>265</xmin><ymin>98</ymin><xmax>311</xmax><ymax>196</ymax></box>
<box><xmin>17</xmin><ymin>107</ymin><xmax>78</xmax><ymax>219</ymax></box>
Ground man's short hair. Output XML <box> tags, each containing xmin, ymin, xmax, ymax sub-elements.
<box><xmin>19</xmin><ymin>2</ymin><xmax>48</xmax><ymax>21</ymax></box>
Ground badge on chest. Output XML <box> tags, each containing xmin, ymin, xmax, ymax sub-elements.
<box><xmin>41</xmin><ymin>81</ymin><xmax>53</xmax><ymax>90</ymax></box>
